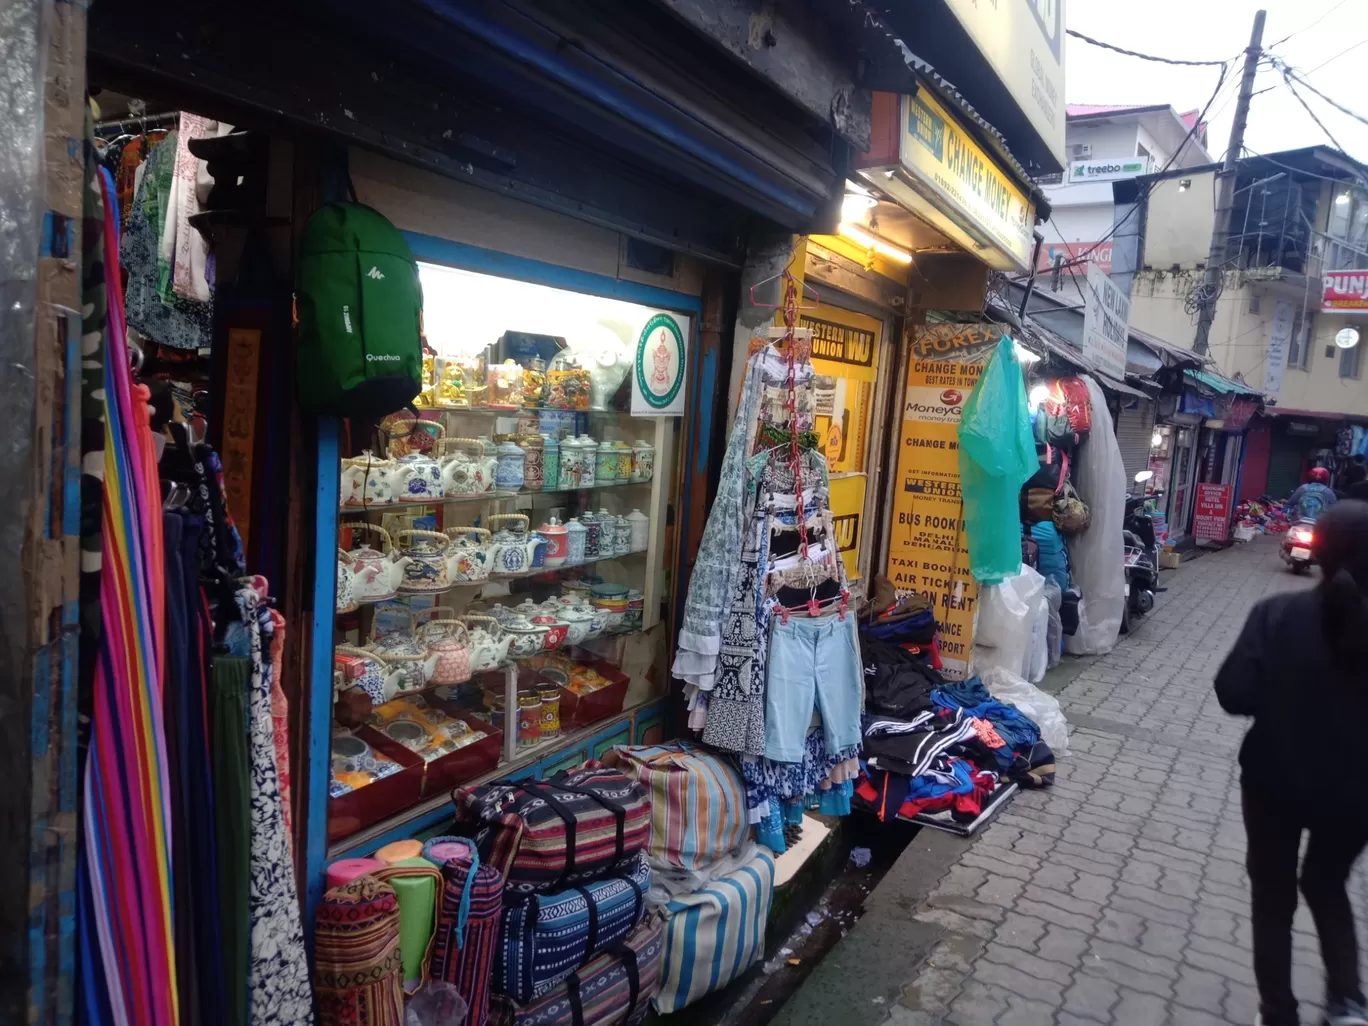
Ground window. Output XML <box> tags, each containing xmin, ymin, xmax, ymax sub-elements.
<box><xmin>1340</xmin><ymin>337</ymin><xmax>1362</xmax><ymax>378</ymax></box>
<box><xmin>1326</xmin><ymin>186</ymin><xmax>1368</xmax><ymax>271</ymax></box>
<box><xmin>1136</xmin><ymin>143</ymin><xmax>1152</xmax><ymax>159</ymax></box>
<box><xmin>1288</xmin><ymin>311</ymin><xmax>1314</xmax><ymax>371</ymax></box>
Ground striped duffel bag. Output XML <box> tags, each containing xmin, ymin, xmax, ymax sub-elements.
<box><xmin>601</xmin><ymin>742</ymin><xmax>748</xmax><ymax>872</ymax></box>
<box><xmin>490</xmin><ymin>918</ymin><xmax>664</xmax><ymax>1026</ymax></box>
<box><xmin>495</xmin><ymin>850</ymin><xmax>651</xmax><ymax>1003</ymax></box>
<box><xmin>652</xmin><ymin>848</ymin><xmax>776</xmax><ymax>1013</ymax></box>
<box><xmin>452</xmin><ymin>765</ymin><xmax>650</xmax><ymax>896</ymax></box>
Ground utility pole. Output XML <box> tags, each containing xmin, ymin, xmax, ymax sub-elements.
<box><xmin>1193</xmin><ymin>9</ymin><xmax>1266</xmax><ymax>355</ymax></box>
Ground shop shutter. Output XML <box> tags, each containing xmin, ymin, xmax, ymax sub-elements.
<box><xmin>1115</xmin><ymin>401</ymin><xmax>1156</xmax><ymax>483</ymax></box>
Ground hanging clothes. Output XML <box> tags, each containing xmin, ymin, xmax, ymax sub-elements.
<box><xmin>233</xmin><ymin>584</ymin><xmax>314</xmax><ymax>1025</ymax></box>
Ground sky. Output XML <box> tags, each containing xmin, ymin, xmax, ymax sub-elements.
<box><xmin>1066</xmin><ymin>0</ymin><xmax>1368</xmax><ymax>164</ymax></box>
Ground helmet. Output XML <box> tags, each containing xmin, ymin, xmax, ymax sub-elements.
<box><xmin>1310</xmin><ymin>467</ymin><xmax>1331</xmax><ymax>485</ymax></box>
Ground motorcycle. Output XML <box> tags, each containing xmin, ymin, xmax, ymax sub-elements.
<box><xmin>1281</xmin><ymin>518</ymin><xmax>1316</xmax><ymax>574</ymax></box>
<box><xmin>1121</xmin><ymin>471</ymin><xmax>1162</xmax><ymax>633</ymax></box>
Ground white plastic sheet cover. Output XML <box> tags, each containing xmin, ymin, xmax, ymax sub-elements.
<box><xmin>973</xmin><ymin>565</ymin><xmax>1045</xmax><ymax>679</ymax></box>
<box><xmin>1064</xmin><ymin>376</ymin><xmax>1127</xmax><ymax>655</ymax></box>
<box><xmin>980</xmin><ymin>666</ymin><xmax>1071</xmax><ymax>756</ymax></box>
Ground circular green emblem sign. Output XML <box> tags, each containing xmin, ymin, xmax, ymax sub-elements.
<box><xmin>635</xmin><ymin>314</ymin><xmax>685</xmax><ymax>410</ymax></box>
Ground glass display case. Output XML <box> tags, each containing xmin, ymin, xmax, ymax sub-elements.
<box><xmin>328</xmin><ymin>263</ymin><xmax>684</xmax><ymax>847</ymax></box>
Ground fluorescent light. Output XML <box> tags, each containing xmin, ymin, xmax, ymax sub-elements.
<box><xmin>837</xmin><ymin>222</ymin><xmax>912</xmax><ymax>264</ymax></box>
<box><xmin>1014</xmin><ymin>341</ymin><xmax>1042</xmax><ymax>366</ymax></box>
<box><xmin>840</xmin><ymin>192</ymin><xmax>878</xmax><ymax>223</ymax></box>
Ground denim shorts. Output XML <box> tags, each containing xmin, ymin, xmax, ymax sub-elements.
<box><xmin>764</xmin><ymin>612</ymin><xmax>863</xmax><ymax>763</ymax></box>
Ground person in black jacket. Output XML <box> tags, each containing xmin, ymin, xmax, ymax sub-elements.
<box><xmin>1216</xmin><ymin>500</ymin><xmax>1368</xmax><ymax>1026</ymax></box>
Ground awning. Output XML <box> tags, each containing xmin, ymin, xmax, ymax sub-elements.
<box><xmin>1129</xmin><ymin>326</ymin><xmax>1203</xmax><ymax>368</ymax></box>
<box><xmin>1185</xmin><ymin>368</ymin><xmax>1261</xmax><ymax>397</ymax></box>
<box><xmin>1093</xmin><ymin>370</ymin><xmax>1152</xmax><ymax>401</ymax></box>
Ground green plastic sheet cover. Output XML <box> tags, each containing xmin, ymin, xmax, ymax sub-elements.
<box><xmin>958</xmin><ymin>337</ymin><xmax>1037</xmax><ymax>585</ymax></box>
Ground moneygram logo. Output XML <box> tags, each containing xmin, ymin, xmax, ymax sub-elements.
<box><xmin>905</xmin><ymin>385</ymin><xmax>966</xmax><ymax>424</ymax></box>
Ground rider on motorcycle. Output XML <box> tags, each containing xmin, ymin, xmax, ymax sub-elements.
<box><xmin>1290</xmin><ymin>467</ymin><xmax>1338</xmax><ymax>520</ymax></box>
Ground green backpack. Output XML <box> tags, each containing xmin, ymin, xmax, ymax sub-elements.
<box><xmin>295</xmin><ymin>202</ymin><xmax>423</xmax><ymax>417</ymax></box>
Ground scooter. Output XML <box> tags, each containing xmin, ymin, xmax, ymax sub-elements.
<box><xmin>1281</xmin><ymin>518</ymin><xmax>1316</xmax><ymax>574</ymax></box>
<box><xmin>1121</xmin><ymin>471</ymin><xmax>1162</xmax><ymax>633</ymax></box>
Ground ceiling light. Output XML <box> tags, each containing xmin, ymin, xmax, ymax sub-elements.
<box><xmin>1029</xmin><ymin>383</ymin><xmax>1051</xmax><ymax>411</ymax></box>
<box><xmin>840</xmin><ymin>192</ymin><xmax>878</xmax><ymax>223</ymax></box>
<box><xmin>838</xmin><ymin>222</ymin><xmax>912</xmax><ymax>264</ymax></box>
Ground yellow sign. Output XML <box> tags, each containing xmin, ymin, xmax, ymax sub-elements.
<box><xmin>802</xmin><ymin>306</ymin><xmax>882</xmax><ymax>580</ymax></box>
<box><xmin>896</xmin><ymin>89</ymin><xmax>1036</xmax><ymax>272</ymax></box>
<box><xmin>884</xmin><ymin>325</ymin><xmax>1004</xmax><ymax>678</ymax></box>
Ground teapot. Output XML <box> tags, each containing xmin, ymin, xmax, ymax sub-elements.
<box><xmin>531</xmin><ymin>611</ymin><xmax>570</xmax><ymax>650</ymax></box>
<box><xmin>445</xmin><ymin>526</ymin><xmax>492</xmax><ymax>583</ymax></box>
<box><xmin>460</xmin><ymin>614</ymin><xmax>512</xmax><ymax>671</ymax></box>
<box><xmin>336</xmin><ymin>549</ymin><xmax>359</xmax><ymax>614</ymax></box>
<box><xmin>414</xmin><ymin>608</ymin><xmax>473</xmax><ymax>686</ymax></box>
<box><xmin>559</xmin><ymin>605</ymin><xmax>594</xmax><ymax>646</ymax></box>
<box><xmin>439</xmin><ymin>438</ymin><xmax>497</xmax><ymax>496</ymax></box>
<box><xmin>391</xmin><ymin>451</ymin><xmax>445</xmax><ymax>503</ymax></box>
<box><xmin>395</xmin><ymin>529</ymin><xmax>454</xmax><ymax>593</ymax></box>
<box><xmin>342</xmin><ymin>450</ymin><xmax>395</xmax><ymax>507</ymax></box>
<box><xmin>486</xmin><ymin>514</ymin><xmax>546</xmax><ymax>576</ymax></box>
<box><xmin>346</xmin><ymin>523</ymin><xmax>412</xmax><ymax>604</ymax></box>
<box><xmin>501</xmin><ymin>614</ymin><xmax>549</xmax><ymax>658</ymax></box>
<box><xmin>335</xmin><ymin>645</ymin><xmax>405</xmax><ymax>706</ymax></box>
<box><xmin>366</xmin><ymin>622</ymin><xmax>440</xmax><ymax>694</ymax></box>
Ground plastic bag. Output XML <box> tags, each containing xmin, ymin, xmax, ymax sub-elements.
<box><xmin>959</xmin><ymin>338</ymin><xmax>1038</xmax><ymax>584</ymax></box>
<box><xmin>406</xmin><ymin>982</ymin><xmax>469</xmax><ymax>1026</ymax></box>
<box><xmin>1027</xmin><ymin>592</ymin><xmax>1049</xmax><ymax>683</ymax></box>
<box><xmin>973</xmin><ymin>566</ymin><xmax>1045</xmax><ymax>678</ymax></box>
<box><xmin>980</xmin><ymin>666</ymin><xmax>1070</xmax><ymax>756</ymax></box>
<box><xmin>1043</xmin><ymin>581</ymin><xmax>1063</xmax><ymax>670</ymax></box>
<box><xmin>1064</xmin><ymin>376</ymin><xmax>1127</xmax><ymax>656</ymax></box>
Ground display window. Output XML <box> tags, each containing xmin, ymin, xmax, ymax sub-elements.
<box><xmin>328</xmin><ymin>258</ymin><xmax>689</xmax><ymax>845</ymax></box>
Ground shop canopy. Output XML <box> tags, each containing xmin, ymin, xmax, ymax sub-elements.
<box><xmin>1184</xmin><ymin>368</ymin><xmax>1262</xmax><ymax>398</ymax></box>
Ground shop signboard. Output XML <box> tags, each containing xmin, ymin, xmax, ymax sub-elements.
<box><xmin>631</xmin><ymin>311</ymin><xmax>691</xmax><ymax>415</ymax></box>
<box><xmin>1265</xmin><ymin>299</ymin><xmax>1293</xmax><ymax>397</ymax></box>
<box><xmin>1193</xmin><ymin>482</ymin><xmax>1233</xmax><ymax>542</ymax></box>
<box><xmin>1036</xmin><ymin>240</ymin><xmax>1111</xmax><ymax>275</ymax></box>
<box><xmin>940</xmin><ymin>0</ymin><xmax>1066</xmax><ymax>167</ymax></box>
<box><xmin>896</xmin><ymin>89</ymin><xmax>1037</xmax><ymax>272</ymax></box>
<box><xmin>1321</xmin><ymin>270</ymin><xmax>1368</xmax><ymax>313</ymax></box>
<box><xmin>1068</xmin><ymin>158</ymin><xmax>1149</xmax><ymax>182</ymax></box>
<box><xmin>1080</xmin><ymin>261</ymin><xmax>1130</xmax><ymax>380</ymax></box>
<box><xmin>885</xmin><ymin>324</ymin><xmax>1006</xmax><ymax>678</ymax></box>
<box><xmin>800</xmin><ymin>308</ymin><xmax>883</xmax><ymax>582</ymax></box>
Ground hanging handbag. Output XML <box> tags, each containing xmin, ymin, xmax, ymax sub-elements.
<box><xmin>1052</xmin><ymin>483</ymin><xmax>1092</xmax><ymax>534</ymax></box>
<box><xmin>1025</xmin><ymin>488</ymin><xmax>1057</xmax><ymax>523</ymax></box>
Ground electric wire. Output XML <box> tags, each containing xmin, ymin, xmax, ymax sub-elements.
<box><xmin>1279</xmin><ymin>65</ymin><xmax>1368</xmax><ymax>130</ymax></box>
<box><xmin>1266</xmin><ymin>0</ymin><xmax>1351</xmax><ymax>50</ymax></box>
<box><xmin>1065</xmin><ymin>28</ymin><xmax>1234</xmax><ymax>66</ymax></box>
<box><xmin>1281</xmin><ymin>74</ymin><xmax>1350</xmax><ymax>153</ymax></box>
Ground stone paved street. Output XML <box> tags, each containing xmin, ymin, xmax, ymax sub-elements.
<box><xmin>778</xmin><ymin>536</ymin><xmax>1368</xmax><ymax>1026</ymax></box>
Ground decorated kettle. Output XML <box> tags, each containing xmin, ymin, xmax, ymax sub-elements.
<box><xmin>366</xmin><ymin>620</ymin><xmax>440</xmax><ymax>694</ymax></box>
<box><xmin>486</xmin><ymin>514</ymin><xmax>545</xmax><ymax>576</ymax></box>
<box><xmin>342</xmin><ymin>450</ymin><xmax>395</xmax><ymax>507</ymax></box>
<box><xmin>395</xmin><ymin>529</ymin><xmax>454</xmax><ymax>593</ymax></box>
<box><xmin>445</xmin><ymin>526</ymin><xmax>492</xmax><ymax>583</ymax></box>
<box><xmin>335</xmin><ymin>645</ymin><xmax>405</xmax><ymax>706</ymax></box>
<box><xmin>460</xmin><ymin>613</ymin><xmax>512</xmax><ymax>671</ymax></box>
<box><xmin>414</xmin><ymin>608</ymin><xmax>473</xmax><ymax>686</ymax></box>
<box><xmin>345</xmin><ymin>523</ymin><xmax>412</xmax><ymax>604</ymax></box>
<box><xmin>390</xmin><ymin>451</ymin><xmax>445</xmax><ymax>503</ymax></box>
<box><xmin>438</xmin><ymin>438</ymin><xmax>497</xmax><ymax>496</ymax></box>
<box><xmin>336</xmin><ymin>549</ymin><xmax>359</xmax><ymax>614</ymax></box>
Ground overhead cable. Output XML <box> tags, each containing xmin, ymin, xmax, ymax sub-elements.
<box><xmin>1065</xmin><ymin>29</ymin><xmax>1233</xmax><ymax>67</ymax></box>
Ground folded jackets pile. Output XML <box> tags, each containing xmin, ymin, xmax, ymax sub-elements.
<box><xmin>855</xmin><ymin>637</ymin><xmax>1056</xmax><ymax>825</ymax></box>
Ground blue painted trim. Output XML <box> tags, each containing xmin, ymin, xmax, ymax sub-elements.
<box><xmin>403</xmin><ymin>234</ymin><xmax>703</xmax><ymax>317</ymax></box>
<box><xmin>304</xmin><ymin>418</ymin><xmax>341</xmax><ymax>949</ymax></box>
<box><xmin>409</xmin><ymin>1</ymin><xmax>816</xmax><ymax>221</ymax></box>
